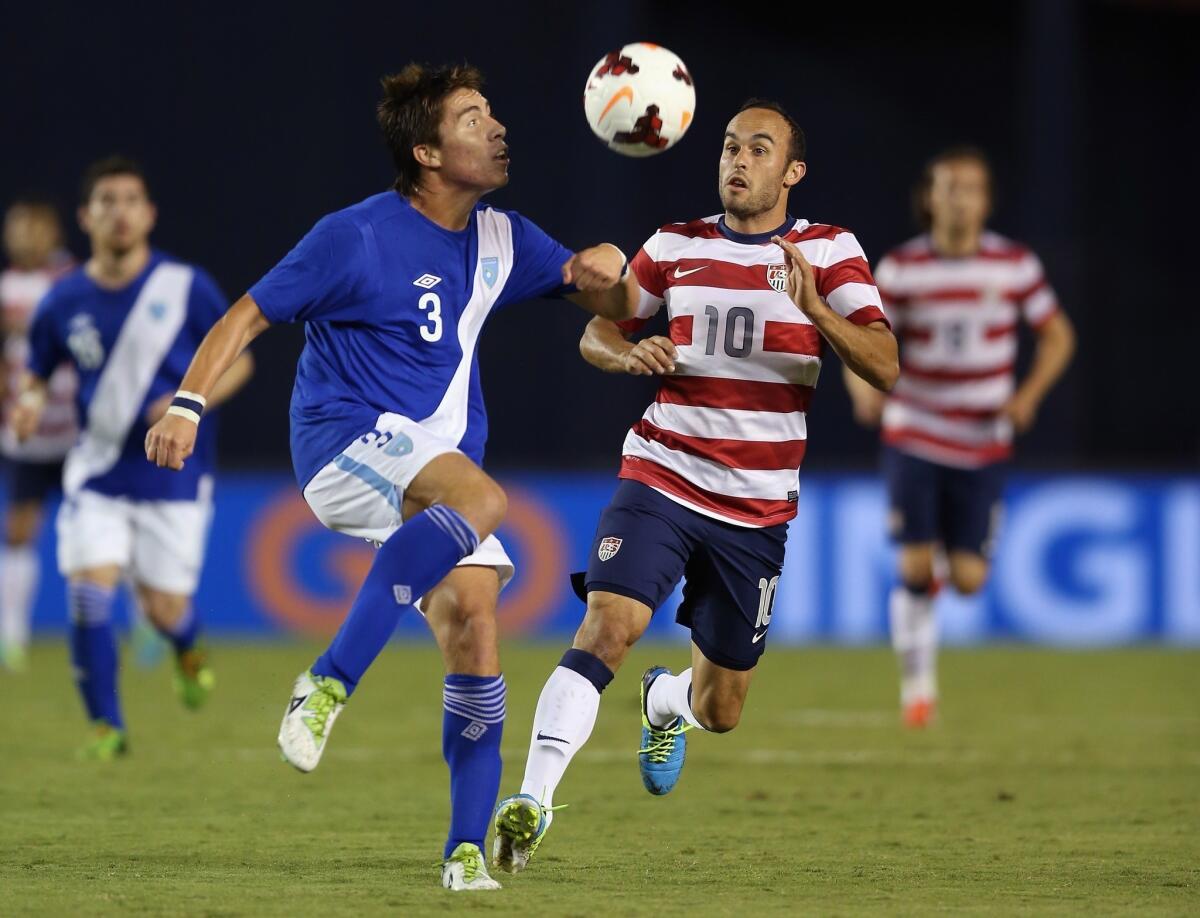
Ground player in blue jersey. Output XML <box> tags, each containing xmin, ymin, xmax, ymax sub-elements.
<box><xmin>144</xmin><ymin>63</ymin><xmax>636</xmax><ymax>891</ymax></box>
<box><xmin>10</xmin><ymin>157</ymin><xmax>254</xmax><ymax>759</ymax></box>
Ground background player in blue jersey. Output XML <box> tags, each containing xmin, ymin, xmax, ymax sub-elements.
<box><xmin>10</xmin><ymin>157</ymin><xmax>254</xmax><ymax>759</ymax></box>
<box><xmin>144</xmin><ymin>63</ymin><xmax>637</xmax><ymax>891</ymax></box>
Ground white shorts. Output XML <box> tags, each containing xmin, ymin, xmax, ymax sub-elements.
<box><xmin>302</xmin><ymin>412</ymin><xmax>514</xmax><ymax>590</ymax></box>
<box><xmin>56</xmin><ymin>479</ymin><xmax>214</xmax><ymax>595</ymax></box>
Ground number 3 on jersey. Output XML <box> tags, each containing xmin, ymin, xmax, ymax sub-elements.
<box><xmin>418</xmin><ymin>292</ymin><xmax>442</xmax><ymax>342</ymax></box>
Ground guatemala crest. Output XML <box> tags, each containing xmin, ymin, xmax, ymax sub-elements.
<box><xmin>767</xmin><ymin>264</ymin><xmax>789</xmax><ymax>293</ymax></box>
<box><xmin>481</xmin><ymin>256</ymin><xmax>499</xmax><ymax>288</ymax></box>
<box><xmin>597</xmin><ymin>536</ymin><xmax>623</xmax><ymax>561</ymax></box>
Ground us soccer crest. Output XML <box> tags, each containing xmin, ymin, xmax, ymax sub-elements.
<box><xmin>481</xmin><ymin>256</ymin><xmax>499</xmax><ymax>288</ymax></box>
<box><xmin>597</xmin><ymin>536</ymin><xmax>623</xmax><ymax>561</ymax></box>
<box><xmin>767</xmin><ymin>264</ymin><xmax>789</xmax><ymax>293</ymax></box>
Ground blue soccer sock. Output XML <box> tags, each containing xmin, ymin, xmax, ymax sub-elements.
<box><xmin>312</xmin><ymin>505</ymin><xmax>479</xmax><ymax>696</ymax></box>
<box><xmin>153</xmin><ymin>603</ymin><xmax>199</xmax><ymax>655</ymax></box>
<box><xmin>441</xmin><ymin>673</ymin><xmax>506</xmax><ymax>858</ymax></box>
<box><xmin>68</xmin><ymin>580</ymin><xmax>123</xmax><ymax>730</ymax></box>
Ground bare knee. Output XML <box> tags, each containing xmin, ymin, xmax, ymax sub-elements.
<box><xmin>446</xmin><ymin>474</ymin><xmax>507</xmax><ymax>539</ymax></box>
<box><xmin>949</xmin><ymin>553</ymin><xmax>989</xmax><ymax>595</ymax></box>
<box><xmin>898</xmin><ymin>544</ymin><xmax>936</xmax><ymax>591</ymax></box>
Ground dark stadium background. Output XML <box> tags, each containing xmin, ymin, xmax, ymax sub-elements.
<box><xmin>2</xmin><ymin>1</ymin><xmax>1195</xmax><ymax>475</ymax></box>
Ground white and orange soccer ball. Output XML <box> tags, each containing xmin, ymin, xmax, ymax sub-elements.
<box><xmin>583</xmin><ymin>43</ymin><xmax>695</xmax><ymax>157</ymax></box>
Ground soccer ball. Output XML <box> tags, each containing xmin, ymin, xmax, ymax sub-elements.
<box><xmin>583</xmin><ymin>43</ymin><xmax>695</xmax><ymax>157</ymax></box>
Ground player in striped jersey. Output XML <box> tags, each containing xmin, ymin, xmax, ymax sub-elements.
<box><xmin>844</xmin><ymin>147</ymin><xmax>1075</xmax><ymax>727</ymax></box>
<box><xmin>493</xmin><ymin>100</ymin><xmax>899</xmax><ymax>870</ymax></box>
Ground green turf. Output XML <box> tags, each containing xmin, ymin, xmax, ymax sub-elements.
<box><xmin>1</xmin><ymin>643</ymin><xmax>1196</xmax><ymax>916</ymax></box>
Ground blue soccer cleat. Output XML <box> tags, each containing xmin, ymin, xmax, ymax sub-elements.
<box><xmin>638</xmin><ymin>666</ymin><xmax>692</xmax><ymax>795</ymax></box>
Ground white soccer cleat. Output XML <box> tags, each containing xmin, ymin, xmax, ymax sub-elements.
<box><xmin>492</xmin><ymin>793</ymin><xmax>556</xmax><ymax>874</ymax></box>
<box><xmin>441</xmin><ymin>842</ymin><xmax>501</xmax><ymax>891</ymax></box>
<box><xmin>277</xmin><ymin>670</ymin><xmax>347</xmax><ymax>772</ymax></box>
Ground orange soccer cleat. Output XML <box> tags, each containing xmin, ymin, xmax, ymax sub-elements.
<box><xmin>903</xmin><ymin>698</ymin><xmax>937</xmax><ymax>729</ymax></box>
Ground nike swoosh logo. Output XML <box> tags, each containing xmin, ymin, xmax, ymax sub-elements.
<box><xmin>599</xmin><ymin>86</ymin><xmax>634</xmax><ymax>124</ymax></box>
<box><xmin>673</xmin><ymin>265</ymin><xmax>708</xmax><ymax>279</ymax></box>
<box><xmin>751</xmin><ymin>631</ymin><xmax>767</xmax><ymax>644</ymax></box>
<box><xmin>536</xmin><ymin>731</ymin><xmax>570</xmax><ymax>744</ymax></box>
<box><xmin>288</xmin><ymin>695</ymin><xmax>307</xmax><ymax>715</ymax></box>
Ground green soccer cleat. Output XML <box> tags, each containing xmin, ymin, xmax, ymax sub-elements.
<box><xmin>174</xmin><ymin>647</ymin><xmax>215</xmax><ymax>709</ymax></box>
<box><xmin>441</xmin><ymin>842</ymin><xmax>501</xmax><ymax>891</ymax></box>
<box><xmin>492</xmin><ymin>793</ymin><xmax>563</xmax><ymax>874</ymax></box>
<box><xmin>76</xmin><ymin>722</ymin><xmax>128</xmax><ymax>761</ymax></box>
<box><xmin>277</xmin><ymin>670</ymin><xmax>347</xmax><ymax>772</ymax></box>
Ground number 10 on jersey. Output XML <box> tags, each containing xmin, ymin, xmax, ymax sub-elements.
<box><xmin>418</xmin><ymin>292</ymin><xmax>443</xmax><ymax>342</ymax></box>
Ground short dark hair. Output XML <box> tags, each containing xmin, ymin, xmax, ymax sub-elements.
<box><xmin>913</xmin><ymin>145</ymin><xmax>992</xmax><ymax>229</ymax></box>
<box><xmin>735</xmin><ymin>98</ymin><xmax>806</xmax><ymax>163</ymax></box>
<box><xmin>377</xmin><ymin>63</ymin><xmax>486</xmax><ymax>197</ymax></box>
<box><xmin>80</xmin><ymin>155</ymin><xmax>150</xmax><ymax>204</ymax></box>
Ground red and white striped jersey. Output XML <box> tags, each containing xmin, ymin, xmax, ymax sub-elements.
<box><xmin>0</xmin><ymin>254</ymin><xmax>79</xmax><ymax>461</ymax></box>
<box><xmin>876</xmin><ymin>232</ymin><xmax>1059</xmax><ymax>468</ymax></box>
<box><xmin>617</xmin><ymin>215</ymin><xmax>888</xmax><ymax>528</ymax></box>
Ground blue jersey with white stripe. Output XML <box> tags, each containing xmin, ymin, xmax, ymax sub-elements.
<box><xmin>249</xmin><ymin>191</ymin><xmax>573</xmax><ymax>488</ymax></box>
<box><xmin>27</xmin><ymin>251</ymin><xmax>226</xmax><ymax>500</ymax></box>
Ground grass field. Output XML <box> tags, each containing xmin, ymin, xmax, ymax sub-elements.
<box><xmin>1</xmin><ymin>642</ymin><xmax>1197</xmax><ymax>916</ymax></box>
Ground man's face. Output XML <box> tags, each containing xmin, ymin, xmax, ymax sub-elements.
<box><xmin>3</xmin><ymin>206</ymin><xmax>60</xmax><ymax>269</ymax></box>
<box><xmin>926</xmin><ymin>158</ymin><xmax>990</xmax><ymax>234</ymax></box>
<box><xmin>718</xmin><ymin>108</ymin><xmax>804</xmax><ymax>219</ymax></box>
<box><xmin>426</xmin><ymin>88</ymin><xmax>510</xmax><ymax>193</ymax></box>
<box><xmin>78</xmin><ymin>174</ymin><xmax>156</xmax><ymax>255</ymax></box>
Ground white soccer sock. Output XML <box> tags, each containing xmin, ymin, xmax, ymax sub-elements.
<box><xmin>646</xmin><ymin>667</ymin><xmax>704</xmax><ymax>730</ymax></box>
<box><xmin>519</xmin><ymin>666</ymin><xmax>601</xmax><ymax>808</ymax></box>
<box><xmin>0</xmin><ymin>545</ymin><xmax>38</xmax><ymax>650</ymax></box>
<box><xmin>889</xmin><ymin>585</ymin><xmax>938</xmax><ymax>705</ymax></box>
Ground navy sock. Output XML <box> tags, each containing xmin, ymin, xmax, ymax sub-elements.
<box><xmin>442</xmin><ymin>674</ymin><xmax>506</xmax><ymax>858</ymax></box>
<box><xmin>559</xmin><ymin>648</ymin><xmax>614</xmax><ymax>694</ymax></box>
<box><xmin>68</xmin><ymin>581</ymin><xmax>123</xmax><ymax>729</ymax></box>
<box><xmin>313</xmin><ymin>506</ymin><xmax>479</xmax><ymax>696</ymax></box>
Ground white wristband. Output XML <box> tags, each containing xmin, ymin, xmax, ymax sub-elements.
<box><xmin>166</xmin><ymin>405</ymin><xmax>201</xmax><ymax>425</ymax></box>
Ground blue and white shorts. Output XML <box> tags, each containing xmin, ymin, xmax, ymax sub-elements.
<box><xmin>302</xmin><ymin>412</ymin><xmax>514</xmax><ymax>592</ymax></box>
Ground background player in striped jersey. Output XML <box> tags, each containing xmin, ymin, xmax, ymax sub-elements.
<box><xmin>0</xmin><ymin>200</ymin><xmax>76</xmax><ymax>671</ymax></box>
<box><xmin>844</xmin><ymin>147</ymin><xmax>1075</xmax><ymax>727</ymax></box>
<box><xmin>493</xmin><ymin>100</ymin><xmax>899</xmax><ymax>870</ymax></box>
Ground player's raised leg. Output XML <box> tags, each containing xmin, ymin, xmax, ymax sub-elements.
<box><xmin>424</xmin><ymin>565</ymin><xmax>506</xmax><ymax>890</ymax></box>
<box><xmin>135</xmin><ymin>586</ymin><xmax>212</xmax><ymax>709</ymax></box>
<box><xmin>279</xmin><ymin>451</ymin><xmax>506</xmax><ymax>772</ymax></box>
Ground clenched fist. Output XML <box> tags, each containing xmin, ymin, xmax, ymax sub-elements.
<box><xmin>145</xmin><ymin>414</ymin><xmax>198</xmax><ymax>470</ymax></box>
<box><xmin>622</xmin><ymin>335</ymin><xmax>677</xmax><ymax>376</ymax></box>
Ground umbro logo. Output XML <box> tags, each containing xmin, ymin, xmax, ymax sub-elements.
<box><xmin>288</xmin><ymin>695</ymin><xmax>307</xmax><ymax>714</ymax></box>
<box><xmin>413</xmin><ymin>273</ymin><xmax>442</xmax><ymax>289</ymax></box>
<box><xmin>751</xmin><ymin>630</ymin><xmax>767</xmax><ymax>644</ymax></box>
<box><xmin>536</xmin><ymin>731</ymin><xmax>570</xmax><ymax>745</ymax></box>
<box><xmin>673</xmin><ymin>265</ymin><xmax>708</xmax><ymax>279</ymax></box>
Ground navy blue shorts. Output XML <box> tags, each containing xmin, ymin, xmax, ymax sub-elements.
<box><xmin>1</xmin><ymin>457</ymin><xmax>63</xmax><ymax>505</ymax></box>
<box><xmin>883</xmin><ymin>447</ymin><xmax>1004</xmax><ymax>557</ymax></box>
<box><xmin>581</xmin><ymin>480</ymin><xmax>788</xmax><ymax>671</ymax></box>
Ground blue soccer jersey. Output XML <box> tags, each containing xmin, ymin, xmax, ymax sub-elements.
<box><xmin>249</xmin><ymin>191</ymin><xmax>573</xmax><ymax>487</ymax></box>
<box><xmin>27</xmin><ymin>251</ymin><xmax>227</xmax><ymax>500</ymax></box>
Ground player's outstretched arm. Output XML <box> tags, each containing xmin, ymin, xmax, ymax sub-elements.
<box><xmin>564</xmin><ymin>244</ymin><xmax>640</xmax><ymax>320</ymax></box>
<box><xmin>145</xmin><ymin>294</ymin><xmax>271</xmax><ymax>470</ymax></box>
<box><xmin>772</xmin><ymin>235</ymin><xmax>899</xmax><ymax>392</ymax></box>
<box><xmin>1002</xmin><ymin>310</ymin><xmax>1075</xmax><ymax>432</ymax></box>
<box><xmin>579</xmin><ymin>315</ymin><xmax>676</xmax><ymax>375</ymax></box>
